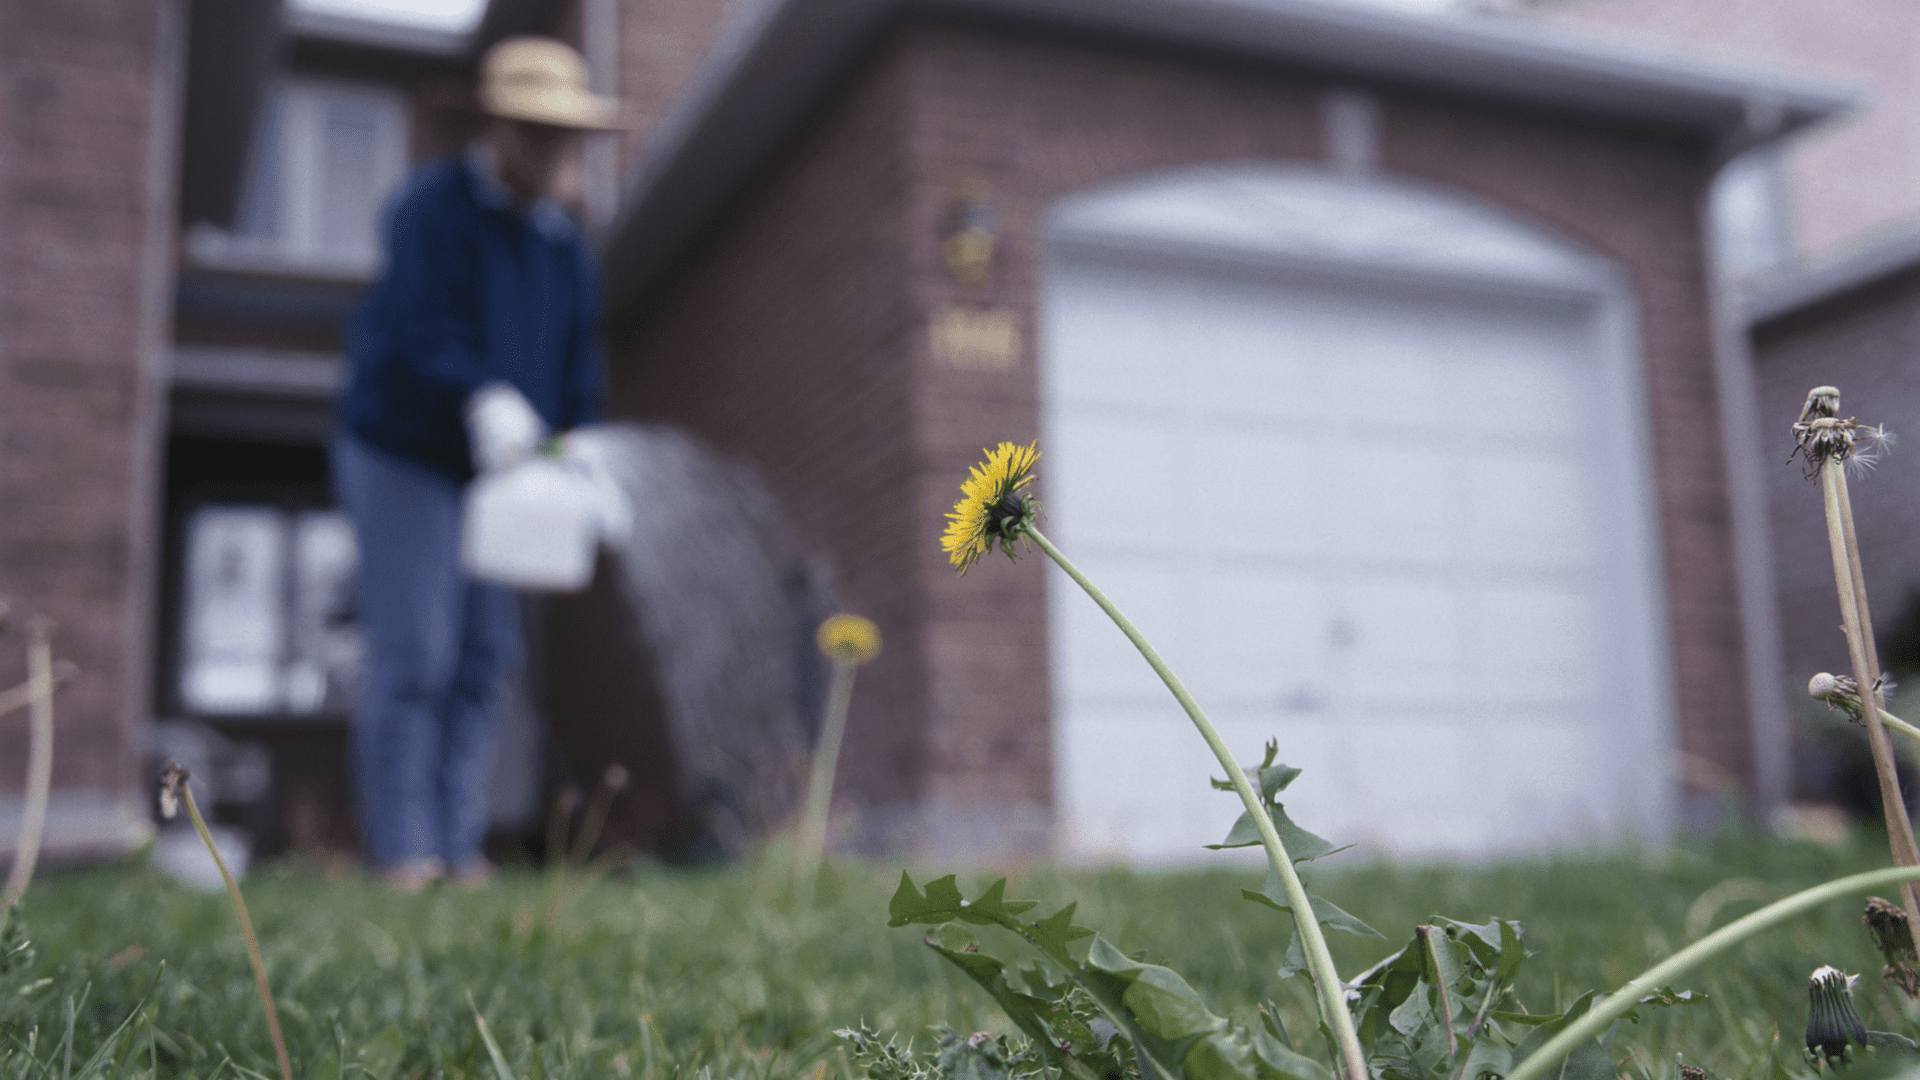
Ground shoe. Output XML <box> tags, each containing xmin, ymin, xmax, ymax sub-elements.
<box><xmin>376</xmin><ymin>858</ymin><xmax>444</xmax><ymax>894</ymax></box>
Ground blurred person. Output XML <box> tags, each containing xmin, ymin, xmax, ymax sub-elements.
<box><xmin>333</xmin><ymin>36</ymin><xmax>618</xmax><ymax>891</ymax></box>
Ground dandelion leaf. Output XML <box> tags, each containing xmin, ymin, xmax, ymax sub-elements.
<box><xmin>1456</xmin><ymin>1035</ymin><xmax>1513</xmax><ymax>1080</ymax></box>
<box><xmin>1086</xmin><ymin>937</ymin><xmax>1226</xmax><ymax>1041</ymax></box>
<box><xmin>888</xmin><ymin>874</ymin><xmax>1040</xmax><ymax>930</ymax></box>
<box><xmin>1240</xmin><ymin>872</ymin><xmax>1382</xmax><ymax>939</ymax></box>
<box><xmin>935</xmin><ymin>1031</ymin><xmax>1011</xmax><ymax>1080</ymax></box>
<box><xmin>922</xmin><ymin>936</ymin><xmax>1063</xmax><ymax>1060</ymax></box>
<box><xmin>1029</xmin><ymin>901</ymin><xmax>1095</xmax><ymax>962</ymax></box>
<box><xmin>1208</xmin><ymin>805</ymin><xmax>1341</xmax><ymax>863</ymax></box>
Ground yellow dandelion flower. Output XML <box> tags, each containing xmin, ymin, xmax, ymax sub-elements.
<box><xmin>816</xmin><ymin>613</ymin><xmax>882</xmax><ymax>666</ymax></box>
<box><xmin>941</xmin><ymin>441</ymin><xmax>1040</xmax><ymax>574</ymax></box>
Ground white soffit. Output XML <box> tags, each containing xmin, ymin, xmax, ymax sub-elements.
<box><xmin>1052</xmin><ymin>167</ymin><xmax>1614</xmax><ymax>293</ymax></box>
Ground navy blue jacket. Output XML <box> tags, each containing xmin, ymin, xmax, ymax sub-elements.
<box><xmin>342</xmin><ymin>152</ymin><xmax>605</xmax><ymax>481</ymax></box>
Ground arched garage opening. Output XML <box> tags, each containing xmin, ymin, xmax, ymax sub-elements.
<box><xmin>1041</xmin><ymin>165</ymin><xmax>1674</xmax><ymax>861</ymax></box>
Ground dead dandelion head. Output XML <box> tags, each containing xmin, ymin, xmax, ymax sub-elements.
<box><xmin>158</xmin><ymin>761</ymin><xmax>189</xmax><ymax>822</ymax></box>
<box><xmin>1791</xmin><ymin>386</ymin><xmax>1892</xmax><ymax>480</ymax></box>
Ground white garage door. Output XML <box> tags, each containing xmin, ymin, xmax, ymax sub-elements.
<box><xmin>1043</xmin><ymin>168</ymin><xmax>1671</xmax><ymax>862</ymax></box>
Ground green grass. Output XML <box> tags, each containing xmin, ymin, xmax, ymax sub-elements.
<box><xmin>0</xmin><ymin>830</ymin><xmax>1908</xmax><ymax>1080</ymax></box>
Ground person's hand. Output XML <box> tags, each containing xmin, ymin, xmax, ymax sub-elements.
<box><xmin>465</xmin><ymin>382</ymin><xmax>546</xmax><ymax>473</ymax></box>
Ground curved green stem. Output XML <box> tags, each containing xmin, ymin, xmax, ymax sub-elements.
<box><xmin>1025</xmin><ymin>525</ymin><xmax>1368</xmax><ymax>1080</ymax></box>
<box><xmin>796</xmin><ymin>659</ymin><xmax>857</xmax><ymax>883</ymax></box>
<box><xmin>1505</xmin><ymin>865</ymin><xmax>1920</xmax><ymax>1080</ymax></box>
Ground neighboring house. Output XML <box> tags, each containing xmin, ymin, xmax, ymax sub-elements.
<box><xmin>1516</xmin><ymin>0</ymin><xmax>1920</xmax><ymax>278</ymax></box>
<box><xmin>0</xmin><ymin>0</ymin><xmax>589</xmax><ymax>862</ymax></box>
<box><xmin>1747</xmin><ymin>239</ymin><xmax>1920</xmax><ymax>719</ymax></box>
<box><xmin>0</xmin><ymin>0</ymin><xmax>1861</xmax><ymax>866</ymax></box>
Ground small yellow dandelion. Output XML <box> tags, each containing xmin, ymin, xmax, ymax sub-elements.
<box><xmin>941</xmin><ymin>441</ymin><xmax>1040</xmax><ymax>574</ymax></box>
<box><xmin>816</xmin><ymin>613</ymin><xmax>882</xmax><ymax>666</ymax></box>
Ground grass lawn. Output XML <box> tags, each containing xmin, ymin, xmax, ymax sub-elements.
<box><xmin>1</xmin><ymin>829</ymin><xmax>1908</xmax><ymax>1080</ymax></box>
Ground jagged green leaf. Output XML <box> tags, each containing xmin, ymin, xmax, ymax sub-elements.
<box><xmin>923</xmin><ymin>937</ymin><xmax>1064</xmax><ymax>1064</ymax></box>
<box><xmin>968</xmin><ymin>878</ymin><xmax>1039</xmax><ymax>922</ymax></box>
<box><xmin>1275</xmin><ymin>932</ymin><xmax>1309</xmax><ymax>982</ymax></box>
<box><xmin>1211</xmin><ymin>741</ymin><xmax>1299</xmax><ymax>798</ymax></box>
<box><xmin>1086</xmin><ymin>936</ymin><xmax>1225</xmax><ymax>1042</ymax></box>
<box><xmin>1456</xmin><ymin>1034</ymin><xmax>1513</xmax><ymax>1080</ymax></box>
<box><xmin>935</xmin><ymin>1030</ymin><xmax>1011</xmax><ymax>1080</ymax></box>
<box><xmin>1511</xmin><ymin>990</ymin><xmax>1601</xmax><ymax>1068</ymax></box>
<box><xmin>1426</xmin><ymin>930</ymin><xmax>1466</xmax><ymax>995</ymax></box>
<box><xmin>1240</xmin><ymin>873</ymin><xmax>1382</xmax><ymax>939</ymax></box>
<box><xmin>1030</xmin><ymin>901</ymin><xmax>1094</xmax><ymax>964</ymax></box>
<box><xmin>1208</xmin><ymin>805</ymin><xmax>1341</xmax><ymax>863</ymax></box>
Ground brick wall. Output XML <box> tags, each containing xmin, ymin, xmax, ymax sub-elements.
<box><xmin>610</xmin><ymin>0</ymin><xmax>740</xmax><ymax>175</ymax></box>
<box><xmin>0</xmin><ymin>0</ymin><xmax>181</xmax><ymax>850</ymax></box>
<box><xmin>609</xmin><ymin>57</ymin><xmax>926</xmax><ymax>828</ymax></box>
<box><xmin>611</xmin><ymin>16</ymin><xmax>1750</xmax><ymax>853</ymax></box>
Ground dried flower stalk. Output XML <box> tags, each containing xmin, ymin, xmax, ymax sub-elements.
<box><xmin>1795</xmin><ymin>385</ymin><xmax>1920</xmax><ymax>965</ymax></box>
<box><xmin>4</xmin><ymin>620</ymin><xmax>58</xmax><ymax>907</ymax></box>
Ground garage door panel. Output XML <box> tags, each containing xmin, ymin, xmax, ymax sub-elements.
<box><xmin>1049</xmin><ymin>412</ymin><xmax>1185</xmax><ymax>554</ymax></box>
<box><xmin>1191</xmin><ymin>570</ymin><xmax>1332</xmax><ymax>703</ymax></box>
<box><xmin>1177</xmin><ymin>285</ymin><xmax>1322</xmax><ymax>416</ymax></box>
<box><xmin>1333</xmin><ymin>445</ymin><xmax>1456</xmax><ymax>566</ymax></box>
<box><xmin>1056</xmin><ymin>703</ymin><xmax>1247</xmax><ymax>861</ymax></box>
<box><xmin>1463</xmin><ymin>586</ymin><xmax>1604</xmax><ymax>705</ymax></box>
<box><xmin>1045</xmin><ymin>273</ymin><xmax>1184</xmax><ymax>409</ymax></box>
<box><xmin>1341</xmin><ymin>579</ymin><xmax>1462</xmax><ymax>705</ymax></box>
<box><xmin>1459</xmin><ymin>453</ymin><xmax>1598</xmax><ymax>571</ymax></box>
<box><xmin>1053</xmin><ymin>563</ymin><xmax>1202</xmax><ymax>702</ymax></box>
<box><xmin>1191</xmin><ymin>430</ymin><xmax>1323</xmax><ymax>560</ymax></box>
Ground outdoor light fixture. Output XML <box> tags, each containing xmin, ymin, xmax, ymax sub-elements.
<box><xmin>941</xmin><ymin>175</ymin><xmax>996</xmax><ymax>290</ymax></box>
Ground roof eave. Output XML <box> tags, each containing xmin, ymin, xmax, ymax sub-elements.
<box><xmin>1746</xmin><ymin>226</ymin><xmax>1920</xmax><ymax>329</ymax></box>
<box><xmin>602</xmin><ymin>0</ymin><xmax>1857</xmax><ymax>323</ymax></box>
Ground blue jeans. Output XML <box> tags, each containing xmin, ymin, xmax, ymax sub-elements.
<box><xmin>332</xmin><ymin>433</ymin><xmax>520</xmax><ymax>870</ymax></box>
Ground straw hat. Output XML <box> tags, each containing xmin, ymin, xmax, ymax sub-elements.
<box><xmin>479</xmin><ymin>36</ymin><xmax>621</xmax><ymax>131</ymax></box>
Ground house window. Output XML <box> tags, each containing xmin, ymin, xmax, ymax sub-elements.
<box><xmin>186</xmin><ymin>78</ymin><xmax>410</xmax><ymax>276</ymax></box>
<box><xmin>177</xmin><ymin>505</ymin><xmax>363</xmax><ymax>717</ymax></box>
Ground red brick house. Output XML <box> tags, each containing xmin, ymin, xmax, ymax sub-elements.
<box><xmin>594</xmin><ymin>0</ymin><xmax>1850</xmax><ymax>859</ymax></box>
<box><xmin>0</xmin><ymin>0</ymin><xmax>1858</xmax><ymax>865</ymax></box>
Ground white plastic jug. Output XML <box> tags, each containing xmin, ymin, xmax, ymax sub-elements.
<box><xmin>461</xmin><ymin>456</ymin><xmax>600</xmax><ymax>592</ymax></box>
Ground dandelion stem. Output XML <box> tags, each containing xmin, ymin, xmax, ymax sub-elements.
<box><xmin>4</xmin><ymin>622</ymin><xmax>57</xmax><ymax>908</ymax></box>
<box><xmin>179</xmin><ymin>781</ymin><xmax>291</xmax><ymax>1080</ymax></box>
<box><xmin>1504</xmin><ymin>864</ymin><xmax>1920</xmax><ymax>1080</ymax></box>
<box><xmin>796</xmin><ymin>659</ymin><xmax>857</xmax><ymax>882</ymax></box>
<box><xmin>1820</xmin><ymin>459</ymin><xmax>1920</xmax><ymax>959</ymax></box>
<box><xmin>568</xmin><ymin>766</ymin><xmax>628</xmax><ymax>865</ymax></box>
<box><xmin>1024</xmin><ymin>525</ymin><xmax>1368</xmax><ymax>1080</ymax></box>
